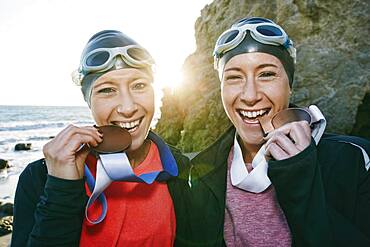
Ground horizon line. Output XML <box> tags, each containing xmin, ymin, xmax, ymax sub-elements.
<box><xmin>0</xmin><ymin>104</ymin><xmax>88</xmax><ymax>108</ymax></box>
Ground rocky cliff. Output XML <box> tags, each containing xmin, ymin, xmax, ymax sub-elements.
<box><xmin>156</xmin><ymin>0</ymin><xmax>370</xmax><ymax>152</ymax></box>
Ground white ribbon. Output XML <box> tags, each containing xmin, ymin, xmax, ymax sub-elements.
<box><xmin>230</xmin><ymin>105</ymin><xmax>327</xmax><ymax>193</ymax></box>
<box><xmin>85</xmin><ymin>153</ymin><xmax>131</xmax><ymax>224</ymax></box>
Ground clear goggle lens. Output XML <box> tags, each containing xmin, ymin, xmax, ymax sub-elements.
<box><xmin>82</xmin><ymin>45</ymin><xmax>154</xmax><ymax>72</ymax></box>
<box><xmin>85</xmin><ymin>51</ymin><xmax>110</xmax><ymax>67</ymax></box>
<box><xmin>72</xmin><ymin>45</ymin><xmax>154</xmax><ymax>85</ymax></box>
<box><xmin>215</xmin><ymin>23</ymin><xmax>287</xmax><ymax>51</ymax></box>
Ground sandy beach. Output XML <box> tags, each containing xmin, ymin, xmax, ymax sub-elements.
<box><xmin>0</xmin><ymin>233</ymin><xmax>10</xmax><ymax>247</ymax></box>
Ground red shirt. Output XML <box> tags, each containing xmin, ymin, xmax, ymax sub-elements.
<box><xmin>80</xmin><ymin>142</ymin><xmax>176</xmax><ymax>247</ymax></box>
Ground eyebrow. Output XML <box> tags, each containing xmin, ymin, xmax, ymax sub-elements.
<box><xmin>93</xmin><ymin>81</ymin><xmax>116</xmax><ymax>89</ymax></box>
<box><xmin>257</xmin><ymin>63</ymin><xmax>278</xmax><ymax>69</ymax></box>
<box><xmin>224</xmin><ymin>67</ymin><xmax>243</xmax><ymax>73</ymax></box>
<box><xmin>224</xmin><ymin>63</ymin><xmax>278</xmax><ymax>73</ymax></box>
<box><xmin>93</xmin><ymin>76</ymin><xmax>153</xmax><ymax>89</ymax></box>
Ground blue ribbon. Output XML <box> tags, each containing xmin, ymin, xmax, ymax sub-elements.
<box><xmin>84</xmin><ymin>131</ymin><xmax>178</xmax><ymax>224</ymax></box>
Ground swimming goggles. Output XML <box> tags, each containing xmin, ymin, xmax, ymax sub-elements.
<box><xmin>213</xmin><ymin>17</ymin><xmax>296</xmax><ymax>69</ymax></box>
<box><xmin>72</xmin><ymin>45</ymin><xmax>154</xmax><ymax>85</ymax></box>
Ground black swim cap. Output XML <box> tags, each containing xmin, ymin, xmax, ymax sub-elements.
<box><xmin>79</xmin><ymin>30</ymin><xmax>153</xmax><ymax>105</ymax></box>
<box><xmin>218</xmin><ymin>31</ymin><xmax>295</xmax><ymax>87</ymax></box>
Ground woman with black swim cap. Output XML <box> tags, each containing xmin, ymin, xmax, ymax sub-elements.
<box><xmin>187</xmin><ymin>17</ymin><xmax>370</xmax><ymax>246</ymax></box>
<box><xmin>12</xmin><ymin>30</ymin><xmax>191</xmax><ymax>246</ymax></box>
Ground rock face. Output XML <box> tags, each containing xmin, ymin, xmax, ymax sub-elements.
<box><xmin>156</xmin><ymin>0</ymin><xmax>370</xmax><ymax>152</ymax></box>
<box><xmin>14</xmin><ymin>143</ymin><xmax>32</xmax><ymax>151</ymax></box>
<box><xmin>0</xmin><ymin>160</ymin><xmax>9</xmax><ymax>170</ymax></box>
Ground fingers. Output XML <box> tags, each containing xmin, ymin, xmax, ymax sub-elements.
<box><xmin>43</xmin><ymin>124</ymin><xmax>103</xmax><ymax>180</ymax></box>
<box><xmin>265</xmin><ymin>131</ymin><xmax>300</xmax><ymax>157</ymax></box>
<box><xmin>58</xmin><ymin>125</ymin><xmax>103</xmax><ymax>149</ymax></box>
<box><xmin>65</xmin><ymin>134</ymin><xmax>99</xmax><ymax>153</ymax></box>
<box><xmin>264</xmin><ymin>121</ymin><xmax>311</xmax><ymax>160</ymax></box>
<box><xmin>289</xmin><ymin>121</ymin><xmax>311</xmax><ymax>150</ymax></box>
<box><xmin>45</xmin><ymin>124</ymin><xmax>103</xmax><ymax>158</ymax></box>
<box><xmin>265</xmin><ymin>142</ymin><xmax>290</xmax><ymax>160</ymax></box>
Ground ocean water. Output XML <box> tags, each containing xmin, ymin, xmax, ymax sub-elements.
<box><xmin>0</xmin><ymin>105</ymin><xmax>93</xmax><ymax>201</ymax></box>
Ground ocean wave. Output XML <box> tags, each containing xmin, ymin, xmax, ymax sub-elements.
<box><xmin>27</xmin><ymin>136</ymin><xmax>54</xmax><ymax>141</ymax></box>
<box><xmin>0</xmin><ymin>120</ymin><xmax>94</xmax><ymax>132</ymax></box>
<box><xmin>0</xmin><ymin>138</ymin><xmax>18</xmax><ymax>145</ymax></box>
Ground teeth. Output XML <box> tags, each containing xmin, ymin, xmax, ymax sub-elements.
<box><xmin>116</xmin><ymin>119</ymin><xmax>140</xmax><ymax>129</ymax></box>
<box><xmin>240</xmin><ymin>109</ymin><xmax>267</xmax><ymax>118</ymax></box>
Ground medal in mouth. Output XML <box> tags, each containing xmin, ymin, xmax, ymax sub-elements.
<box><xmin>92</xmin><ymin>125</ymin><xmax>132</xmax><ymax>154</ymax></box>
<box><xmin>258</xmin><ymin>108</ymin><xmax>312</xmax><ymax>135</ymax></box>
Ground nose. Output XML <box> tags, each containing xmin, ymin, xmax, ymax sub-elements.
<box><xmin>239</xmin><ymin>77</ymin><xmax>261</xmax><ymax>105</ymax></box>
<box><xmin>116</xmin><ymin>92</ymin><xmax>138</xmax><ymax>118</ymax></box>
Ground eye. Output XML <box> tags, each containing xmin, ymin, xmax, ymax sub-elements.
<box><xmin>97</xmin><ymin>87</ymin><xmax>116</xmax><ymax>94</ymax></box>
<box><xmin>259</xmin><ymin>71</ymin><xmax>276</xmax><ymax>78</ymax></box>
<box><xmin>132</xmin><ymin>81</ymin><xmax>149</xmax><ymax>90</ymax></box>
<box><xmin>224</xmin><ymin>75</ymin><xmax>244</xmax><ymax>84</ymax></box>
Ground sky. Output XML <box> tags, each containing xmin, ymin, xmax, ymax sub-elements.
<box><xmin>0</xmin><ymin>0</ymin><xmax>213</xmax><ymax>106</ymax></box>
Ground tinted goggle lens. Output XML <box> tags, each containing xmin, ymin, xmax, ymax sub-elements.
<box><xmin>256</xmin><ymin>25</ymin><xmax>283</xmax><ymax>36</ymax></box>
<box><xmin>217</xmin><ymin>30</ymin><xmax>239</xmax><ymax>46</ymax></box>
<box><xmin>86</xmin><ymin>50</ymin><xmax>110</xmax><ymax>67</ymax></box>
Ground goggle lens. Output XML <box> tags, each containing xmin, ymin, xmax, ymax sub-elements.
<box><xmin>218</xmin><ymin>30</ymin><xmax>239</xmax><ymax>46</ymax></box>
<box><xmin>127</xmin><ymin>47</ymin><xmax>151</xmax><ymax>62</ymax></box>
<box><xmin>256</xmin><ymin>25</ymin><xmax>283</xmax><ymax>36</ymax></box>
<box><xmin>86</xmin><ymin>51</ymin><xmax>110</xmax><ymax>67</ymax></box>
<box><xmin>225</xmin><ymin>31</ymin><xmax>239</xmax><ymax>43</ymax></box>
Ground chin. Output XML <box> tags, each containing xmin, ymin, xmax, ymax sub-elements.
<box><xmin>127</xmin><ymin>138</ymin><xmax>145</xmax><ymax>152</ymax></box>
<box><xmin>238</xmin><ymin>129</ymin><xmax>265</xmax><ymax>146</ymax></box>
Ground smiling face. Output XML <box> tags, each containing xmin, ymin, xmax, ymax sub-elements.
<box><xmin>221</xmin><ymin>52</ymin><xmax>290</xmax><ymax>148</ymax></box>
<box><xmin>90</xmin><ymin>68</ymin><xmax>154</xmax><ymax>152</ymax></box>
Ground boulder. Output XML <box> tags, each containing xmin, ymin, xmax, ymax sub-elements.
<box><xmin>14</xmin><ymin>143</ymin><xmax>32</xmax><ymax>151</ymax></box>
<box><xmin>0</xmin><ymin>160</ymin><xmax>9</xmax><ymax>170</ymax></box>
<box><xmin>0</xmin><ymin>216</ymin><xmax>12</xmax><ymax>236</ymax></box>
<box><xmin>156</xmin><ymin>0</ymin><xmax>370</xmax><ymax>152</ymax></box>
<box><xmin>0</xmin><ymin>203</ymin><xmax>13</xmax><ymax>218</ymax></box>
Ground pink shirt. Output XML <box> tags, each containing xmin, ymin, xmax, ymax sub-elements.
<box><xmin>224</xmin><ymin>148</ymin><xmax>291</xmax><ymax>246</ymax></box>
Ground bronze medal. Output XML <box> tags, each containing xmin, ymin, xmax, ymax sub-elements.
<box><xmin>92</xmin><ymin>125</ymin><xmax>132</xmax><ymax>154</ymax></box>
<box><xmin>259</xmin><ymin>108</ymin><xmax>312</xmax><ymax>135</ymax></box>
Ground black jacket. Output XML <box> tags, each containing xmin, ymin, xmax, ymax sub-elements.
<box><xmin>11</xmin><ymin>145</ymin><xmax>192</xmax><ymax>247</ymax></box>
<box><xmin>187</xmin><ymin>127</ymin><xmax>370</xmax><ymax>247</ymax></box>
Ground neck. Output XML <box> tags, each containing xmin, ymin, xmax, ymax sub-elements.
<box><xmin>126</xmin><ymin>139</ymin><xmax>151</xmax><ymax>169</ymax></box>
<box><xmin>238</xmin><ymin>136</ymin><xmax>262</xmax><ymax>163</ymax></box>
